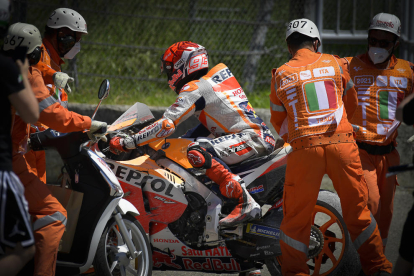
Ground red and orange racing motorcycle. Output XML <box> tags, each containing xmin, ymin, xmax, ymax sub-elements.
<box><xmin>93</xmin><ymin>102</ymin><xmax>359</xmax><ymax>276</ymax></box>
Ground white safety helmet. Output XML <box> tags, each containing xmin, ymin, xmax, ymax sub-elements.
<box><xmin>3</xmin><ymin>22</ymin><xmax>42</xmax><ymax>53</ymax></box>
<box><xmin>47</xmin><ymin>8</ymin><xmax>87</xmax><ymax>34</ymax></box>
<box><xmin>369</xmin><ymin>13</ymin><xmax>401</xmax><ymax>37</ymax></box>
<box><xmin>286</xmin><ymin>18</ymin><xmax>321</xmax><ymax>47</ymax></box>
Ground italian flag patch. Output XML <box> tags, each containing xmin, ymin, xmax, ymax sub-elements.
<box><xmin>379</xmin><ymin>91</ymin><xmax>398</xmax><ymax>120</ymax></box>
<box><xmin>305</xmin><ymin>80</ymin><xmax>337</xmax><ymax>111</ymax></box>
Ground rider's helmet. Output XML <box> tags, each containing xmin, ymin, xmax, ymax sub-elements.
<box><xmin>285</xmin><ymin>18</ymin><xmax>321</xmax><ymax>47</ymax></box>
<box><xmin>47</xmin><ymin>8</ymin><xmax>88</xmax><ymax>34</ymax></box>
<box><xmin>368</xmin><ymin>13</ymin><xmax>401</xmax><ymax>38</ymax></box>
<box><xmin>3</xmin><ymin>23</ymin><xmax>43</xmax><ymax>65</ymax></box>
<box><xmin>160</xmin><ymin>41</ymin><xmax>209</xmax><ymax>93</ymax></box>
<box><xmin>0</xmin><ymin>0</ymin><xmax>11</xmax><ymax>38</ymax></box>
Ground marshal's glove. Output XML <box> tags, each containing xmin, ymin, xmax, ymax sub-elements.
<box><xmin>88</xmin><ymin>120</ymin><xmax>108</xmax><ymax>142</ymax></box>
<box><xmin>53</xmin><ymin>72</ymin><xmax>74</xmax><ymax>93</ymax></box>
<box><xmin>109</xmin><ymin>135</ymin><xmax>136</xmax><ymax>155</ymax></box>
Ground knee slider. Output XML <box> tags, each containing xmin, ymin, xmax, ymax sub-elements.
<box><xmin>187</xmin><ymin>143</ymin><xmax>212</xmax><ymax>169</ymax></box>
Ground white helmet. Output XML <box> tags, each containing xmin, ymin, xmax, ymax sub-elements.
<box><xmin>286</xmin><ymin>18</ymin><xmax>321</xmax><ymax>46</ymax></box>
<box><xmin>47</xmin><ymin>8</ymin><xmax>87</xmax><ymax>34</ymax></box>
<box><xmin>369</xmin><ymin>13</ymin><xmax>401</xmax><ymax>37</ymax></box>
<box><xmin>3</xmin><ymin>22</ymin><xmax>42</xmax><ymax>53</ymax></box>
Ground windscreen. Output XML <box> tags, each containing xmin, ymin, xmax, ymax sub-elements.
<box><xmin>109</xmin><ymin>103</ymin><xmax>155</xmax><ymax>131</ymax></box>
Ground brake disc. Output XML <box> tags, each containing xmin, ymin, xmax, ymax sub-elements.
<box><xmin>308</xmin><ymin>225</ymin><xmax>324</xmax><ymax>259</ymax></box>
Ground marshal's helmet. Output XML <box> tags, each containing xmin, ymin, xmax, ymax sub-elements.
<box><xmin>286</xmin><ymin>18</ymin><xmax>321</xmax><ymax>47</ymax></box>
<box><xmin>3</xmin><ymin>23</ymin><xmax>43</xmax><ymax>65</ymax></box>
<box><xmin>369</xmin><ymin>13</ymin><xmax>401</xmax><ymax>38</ymax></box>
<box><xmin>160</xmin><ymin>41</ymin><xmax>209</xmax><ymax>93</ymax></box>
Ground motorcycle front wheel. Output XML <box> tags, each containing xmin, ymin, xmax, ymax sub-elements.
<box><xmin>93</xmin><ymin>214</ymin><xmax>152</xmax><ymax>276</ymax></box>
<box><xmin>266</xmin><ymin>190</ymin><xmax>360</xmax><ymax>276</ymax></box>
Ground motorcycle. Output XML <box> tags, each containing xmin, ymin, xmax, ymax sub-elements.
<box><xmin>92</xmin><ymin>102</ymin><xmax>359</xmax><ymax>276</ymax></box>
<box><xmin>27</xmin><ymin>80</ymin><xmax>152</xmax><ymax>276</ymax></box>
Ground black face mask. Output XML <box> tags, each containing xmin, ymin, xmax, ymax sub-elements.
<box><xmin>57</xmin><ymin>31</ymin><xmax>76</xmax><ymax>56</ymax></box>
<box><xmin>28</xmin><ymin>47</ymin><xmax>42</xmax><ymax>65</ymax></box>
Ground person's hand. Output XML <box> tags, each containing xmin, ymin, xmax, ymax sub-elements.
<box><xmin>109</xmin><ymin>136</ymin><xmax>137</xmax><ymax>155</ymax></box>
<box><xmin>15</xmin><ymin>58</ymin><xmax>29</xmax><ymax>78</ymax></box>
<box><xmin>53</xmin><ymin>72</ymin><xmax>74</xmax><ymax>93</ymax></box>
<box><xmin>88</xmin><ymin>120</ymin><xmax>108</xmax><ymax>142</ymax></box>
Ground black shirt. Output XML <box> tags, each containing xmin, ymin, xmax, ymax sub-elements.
<box><xmin>0</xmin><ymin>55</ymin><xmax>25</xmax><ymax>171</ymax></box>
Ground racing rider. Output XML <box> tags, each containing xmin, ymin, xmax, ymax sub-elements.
<box><xmin>3</xmin><ymin>22</ymin><xmax>106</xmax><ymax>276</ymax></box>
<box><xmin>110</xmin><ymin>41</ymin><xmax>276</xmax><ymax>227</ymax></box>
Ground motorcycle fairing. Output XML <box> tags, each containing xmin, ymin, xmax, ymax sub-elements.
<box><xmin>156</xmin><ymin>158</ymin><xmax>223</xmax><ymax>244</ymax></box>
<box><xmin>226</xmin><ymin>207</ymin><xmax>284</xmax><ymax>261</ymax></box>
<box><xmin>88</xmin><ymin>150</ymin><xmax>123</xmax><ymax>196</ymax></box>
<box><xmin>149</xmin><ymin>138</ymin><xmax>193</xmax><ymax>168</ymax></box>
<box><xmin>103</xmin><ymin>155</ymin><xmax>188</xmax><ymax>234</ymax></box>
<box><xmin>235</xmin><ymin>145</ymin><xmax>291</xmax><ymax>186</ymax></box>
<box><xmin>151</xmin><ymin>228</ymin><xmax>256</xmax><ymax>272</ymax></box>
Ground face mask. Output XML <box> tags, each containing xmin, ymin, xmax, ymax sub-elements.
<box><xmin>64</xmin><ymin>42</ymin><xmax>80</xmax><ymax>59</ymax></box>
<box><xmin>368</xmin><ymin>46</ymin><xmax>391</xmax><ymax>64</ymax></box>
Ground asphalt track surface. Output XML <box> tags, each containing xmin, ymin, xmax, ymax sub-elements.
<box><xmin>152</xmin><ymin>184</ymin><xmax>414</xmax><ymax>276</ymax></box>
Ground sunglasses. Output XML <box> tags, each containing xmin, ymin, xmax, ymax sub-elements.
<box><xmin>368</xmin><ymin>37</ymin><xmax>396</xmax><ymax>48</ymax></box>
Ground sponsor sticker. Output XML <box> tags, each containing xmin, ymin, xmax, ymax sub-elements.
<box><xmin>246</xmin><ymin>223</ymin><xmax>280</xmax><ymax>239</ymax></box>
<box><xmin>313</xmin><ymin>66</ymin><xmax>335</xmax><ymax>77</ymax></box>
<box><xmin>248</xmin><ymin>185</ymin><xmax>264</xmax><ymax>194</ymax></box>
<box><xmin>300</xmin><ymin>70</ymin><xmax>312</xmax><ymax>80</ymax></box>
<box><xmin>376</xmin><ymin>75</ymin><xmax>387</xmax><ymax>87</ymax></box>
<box><xmin>390</xmin><ymin>76</ymin><xmax>407</xmax><ymax>88</ymax></box>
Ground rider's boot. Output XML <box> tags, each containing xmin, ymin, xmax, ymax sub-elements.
<box><xmin>187</xmin><ymin>143</ymin><xmax>261</xmax><ymax>227</ymax></box>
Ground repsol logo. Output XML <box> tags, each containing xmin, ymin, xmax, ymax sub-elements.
<box><xmin>211</xmin><ymin>68</ymin><xmax>233</xmax><ymax>84</ymax></box>
<box><xmin>106</xmin><ymin>163</ymin><xmax>174</xmax><ymax>197</ymax></box>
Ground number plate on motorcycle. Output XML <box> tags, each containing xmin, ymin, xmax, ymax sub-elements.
<box><xmin>246</xmin><ymin>223</ymin><xmax>280</xmax><ymax>239</ymax></box>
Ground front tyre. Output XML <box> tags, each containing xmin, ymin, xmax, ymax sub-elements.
<box><xmin>266</xmin><ymin>190</ymin><xmax>359</xmax><ymax>276</ymax></box>
<box><xmin>93</xmin><ymin>214</ymin><xmax>152</xmax><ymax>276</ymax></box>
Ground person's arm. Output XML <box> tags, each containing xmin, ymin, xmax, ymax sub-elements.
<box><xmin>30</xmin><ymin>67</ymin><xmax>92</xmax><ymax>132</ymax></box>
<box><xmin>340</xmin><ymin>57</ymin><xmax>358</xmax><ymax>120</ymax></box>
<box><xmin>270</xmin><ymin>68</ymin><xmax>288</xmax><ymax>141</ymax></box>
<box><xmin>7</xmin><ymin>59</ymin><xmax>39</xmax><ymax>124</ymax></box>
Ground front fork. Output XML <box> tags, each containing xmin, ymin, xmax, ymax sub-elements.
<box><xmin>113</xmin><ymin>208</ymin><xmax>140</xmax><ymax>259</ymax></box>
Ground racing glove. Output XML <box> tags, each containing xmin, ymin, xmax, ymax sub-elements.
<box><xmin>53</xmin><ymin>72</ymin><xmax>74</xmax><ymax>93</ymax></box>
<box><xmin>109</xmin><ymin>135</ymin><xmax>136</xmax><ymax>155</ymax></box>
<box><xmin>88</xmin><ymin>120</ymin><xmax>108</xmax><ymax>142</ymax></box>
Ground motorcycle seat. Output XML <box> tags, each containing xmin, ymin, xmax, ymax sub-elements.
<box><xmin>229</xmin><ymin>146</ymin><xmax>284</xmax><ymax>174</ymax></box>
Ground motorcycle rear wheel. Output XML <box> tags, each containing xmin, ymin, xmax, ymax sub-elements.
<box><xmin>93</xmin><ymin>214</ymin><xmax>152</xmax><ymax>276</ymax></box>
<box><xmin>266</xmin><ymin>190</ymin><xmax>359</xmax><ymax>276</ymax></box>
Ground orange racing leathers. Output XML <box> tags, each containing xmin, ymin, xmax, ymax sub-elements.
<box><xmin>270</xmin><ymin>49</ymin><xmax>391</xmax><ymax>275</ymax></box>
<box><xmin>345</xmin><ymin>53</ymin><xmax>414</xmax><ymax>249</ymax></box>
<box><xmin>12</xmin><ymin>67</ymin><xmax>91</xmax><ymax>276</ymax></box>
<box><xmin>128</xmin><ymin>63</ymin><xmax>275</xmax><ymax>164</ymax></box>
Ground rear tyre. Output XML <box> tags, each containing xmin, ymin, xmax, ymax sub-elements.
<box><xmin>266</xmin><ymin>190</ymin><xmax>360</xmax><ymax>276</ymax></box>
<box><xmin>93</xmin><ymin>214</ymin><xmax>152</xmax><ymax>276</ymax></box>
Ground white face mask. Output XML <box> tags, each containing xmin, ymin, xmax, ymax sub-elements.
<box><xmin>64</xmin><ymin>42</ymin><xmax>81</xmax><ymax>59</ymax></box>
<box><xmin>368</xmin><ymin>46</ymin><xmax>391</xmax><ymax>64</ymax></box>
